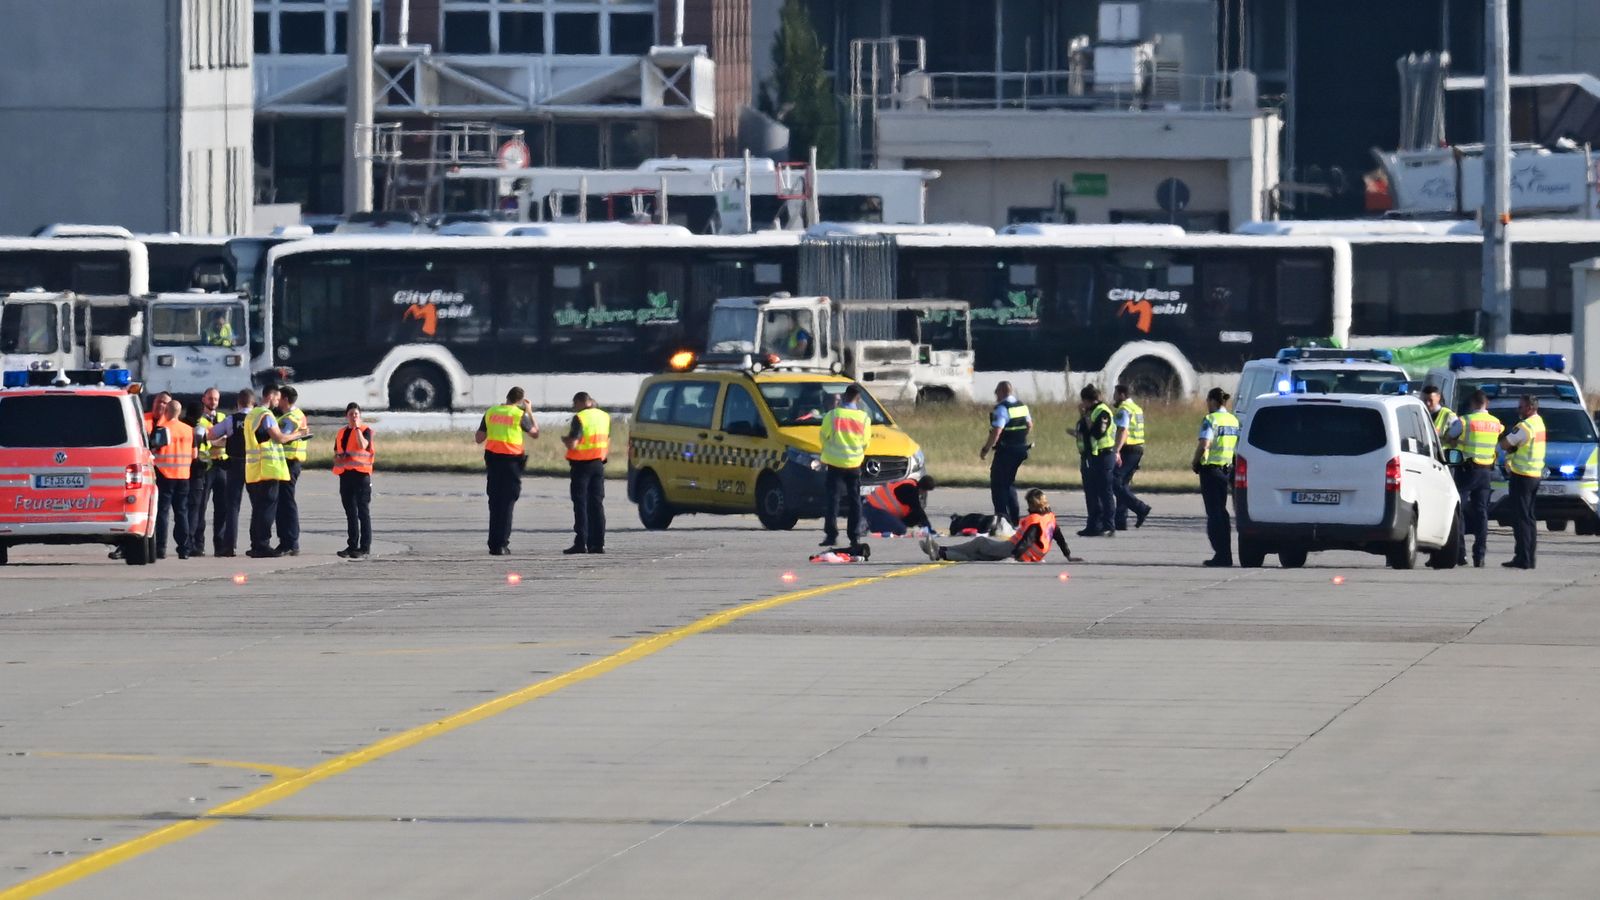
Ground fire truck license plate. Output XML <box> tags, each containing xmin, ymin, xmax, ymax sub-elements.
<box><xmin>34</xmin><ymin>473</ymin><xmax>88</xmax><ymax>490</ymax></box>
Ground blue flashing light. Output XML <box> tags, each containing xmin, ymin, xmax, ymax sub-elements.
<box><xmin>1559</xmin><ymin>464</ymin><xmax>1578</xmax><ymax>476</ymax></box>
<box><xmin>2</xmin><ymin>371</ymin><xmax>28</xmax><ymax>388</ymax></box>
<box><xmin>1448</xmin><ymin>352</ymin><xmax>1566</xmax><ymax>373</ymax></box>
<box><xmin>1277</xmin><ymin>378</ymin><xmax>1292</xmax><ymax>394</ymax></box>
<box><xmin>101</xmin><ymin>368</ymin><xmax>131</xmax><ymax>387</ymax></box>
<box><xmin>1276</xmin><ymin>347</ymin><xmax>1395</xmax><ymax>363</ymax></box>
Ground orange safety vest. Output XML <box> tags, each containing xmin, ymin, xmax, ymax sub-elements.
<box><xmin>333</xmin><ymin>426</ymin><xmax>375</xmax><ymax>475</ymax></box>
<box><xmin>864</xmin><ymin>478</ymin><xmax>915</xmax><ymax>518</ymax></box>
<box><xmin>1010</xmin><ymin>511</ymin><xmax>1057</xmax><ymax>563</ymax></box>
<box><xmin>153</xmin><ymin>421</ymin><xmax>194</xmax><ymax>480</ymax></box>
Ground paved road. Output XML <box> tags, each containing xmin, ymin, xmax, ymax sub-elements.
<box><xmin>2</xmin><ymin>473</ymin><xmax>1597</xmax><ymax>898</ymax></box>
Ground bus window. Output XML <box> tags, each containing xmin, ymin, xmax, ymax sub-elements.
<box><xmin>1351</xmin><ymin>247</ymin><xmax>1395</xmax><ymax>333</ymax></box>
<box><xmin>1199</xmin><ymin>262</ymin><xmax>1250</xmax><ymax>322</ymax></box>
<box><xmin>72</xmin><ymin>261</ymin><xmax>126</xmax><ymax>294</ymax></box>
<box><xmin>367</xmin><ymin>256</ymin><xmax>492</xmax><ymax>346</ymax></box>
<box><xmin>1048</xmin><ymin>262</ymin><xmax>1094</xmax><ymax>328</ymax></box>
<box><xmin>278</xmin><ymin>255</ymin><xmax>363</xmax><ymax>363</ymax></box>
<box><xmin>1512</xmin><ymin>245</ymin><xmax>1567</xmax><ymax>334</ymax></box>
<box><xmin>547</xmin><ymin>255</ymin><xmax>685</xmax><ymax>371</ymax></box>
<box><xmin>1275</xmin><ymin>259</ymin><xmax>1329</xmax><ymax>330</ymax></box>
<box><xmin>1394</xmin><ymin>262</ymin><xmax>1464</xmax><ymax>334</ymax></box>
<box><xmin>0</xmin><ymin>260</ymin><xmax>44</xmax><ymax>293</ymax></box>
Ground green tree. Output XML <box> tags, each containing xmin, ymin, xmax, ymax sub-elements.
<box><xmin>760</xmin><ymin>0</ymin><xmax>839</xmax><ymax>168</ymax></box>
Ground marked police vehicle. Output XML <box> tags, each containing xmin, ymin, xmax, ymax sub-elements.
<box><xmin>705</xmin><ymin>294</ymin><xmax>975</xmax><ymax>404</ymax></box>
<box><xmin>1233</xmin><ymin>348</ymin><xmax>1411</xmax><ymax>420</ymax></box>
<box><xmin>0</xmin><ymin>368</ymin><xmax>161</xmax><ymax>565</ymax></box>
<box><xmin>1484</xmin><ymin>397</ymin><xmax>1600</xmax><ymax>534</ymax></box>
<box><xmin>627</xmin><ymin>359</ymin><xmax>924</xmax><ymax>530</ymax></box>
<box><xmin>1234</xmin><ymin>391</ymin><xmax>1464</xmax><ymax>569</ymax></box>
<box><xmin>1425</xmin><ymin>352</ymin><xmax>1581</xmax><ymax>413</ymax></box>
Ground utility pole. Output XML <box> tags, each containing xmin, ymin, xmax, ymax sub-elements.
<box><xmin>1481</xmin><ymin>0</ymin><xmax>1512</xmax><ymax>351</ymax></box>
<box><xmin>344</xmin><ymin>0</ymin><xmax>374</xmax><ymax>215</ymax></box>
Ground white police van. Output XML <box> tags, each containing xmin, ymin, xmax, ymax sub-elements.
<box><xmin>1425</xmin><ymin>352</ymin><xmax>1582</xmax><ymax>413</ymax></box>
<box><xmin>1234</xmin><ymin>348</ymin><xmax>1411</xmax><ymax>421</ymax></box>
<box><xmin>1234</xmin><ymin>391</ymin><xmax>1463</xmax><ymax>569</ymax></box>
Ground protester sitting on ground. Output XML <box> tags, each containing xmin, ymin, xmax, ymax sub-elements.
<box><xmin>920</xmin><ymin>489</ymin><xmax>1080</xmax><ymax>563</ymax></box>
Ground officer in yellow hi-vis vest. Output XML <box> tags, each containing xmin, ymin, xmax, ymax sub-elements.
<box><xmin>273</xmin><ymin>386</ymin><xmax>308</xmax><ymax>556</ymax></box>
<box><xmin>561</xmin><ymin>392</ymin><xmax>611</xmax><ymax>555</ymax></box>
<box><xmin>818</xmin><ymin>384</ymin><xmax>872</xmax><ymax>551</ymax></box>
<box><xmin>1112</xmin><ymin>382</ymin><xmax>1153</xmax><ymax>531</ymax></box>
<box><xmin>1193</xmin><ymin>387</ymin><xmax>1240</xmax><ymax>567</ymax></box>
<box><xmin>243</xmin><ymin>384</ymin><xmax>309</xmax><ymax>559</ymax></box>
<box><xmin>474</xmin><ymin>386</ymin><xmax>539</xmax><ymax>555</ymax></box>
<box><xmin>1456</xmin><ymin>389</ymin><xmax>1503</xmax><ymax>568</ymax></box>
<box><xmin>186</xmin><ymin>386</ymin><xmax>225</xmax><ymax>558</ymax></box>
<box><xmin>1076</xmin><ymin>385</ymin><xmax>1118</xmax><ymax>536</ymax></box>
<box><xmin>1499</xmin><ymin>393</ymin><xmax>1547</xmax><ymax>569</ymax></box>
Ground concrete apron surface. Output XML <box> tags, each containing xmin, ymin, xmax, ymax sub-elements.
<box><xmin>1</xmin><ymin>475</ymin><xmax>1597</xmax><ymax>899</ymax></box>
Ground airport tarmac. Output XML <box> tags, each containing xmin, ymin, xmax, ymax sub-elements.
<box><xmin>2</xmin><ymin>472</ymin><xmax>1598</xmax><ymax>898</ymax></box>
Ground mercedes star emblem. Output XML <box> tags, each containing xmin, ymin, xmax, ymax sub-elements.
<box><xmin>863</xmin><ymin>459</ymin><xmax>882</xmax><ymax>476</ymax></box>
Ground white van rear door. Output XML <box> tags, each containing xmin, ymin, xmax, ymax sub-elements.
<box><xmin>1242</xmin><ymin>399</ymin><xmax>1391</xmax><ymax>526</ymax></box>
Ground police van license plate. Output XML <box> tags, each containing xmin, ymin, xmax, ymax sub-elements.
<box><xmin>1537</xmin><ymin>482</ymin><xmax>1566</xmax><ymax>496</ymax></box>
<box><xmin>34</xmin><ymin>473</ymin><xmax>88</xmax><ymax>490</ymax></box>
<box><xmin>1291</xmin><ymin>491</ymin><xmax>1341</xmax><ymax>505</ymax></box>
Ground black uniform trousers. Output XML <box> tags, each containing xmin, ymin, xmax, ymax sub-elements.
<box><xmin>1082</xmin><ymin>450</ymin><xmax>1117</xmax><ymax>534</ymax></box>
<box><xmin>185</xmin><ymin>460</ymin><xmax>217</xmax><ymax>554</ymax></box>
<box><xmin>1113</xmin><ymin>445</ymin><xmax>1152</xmax><ymax>529</ymax></box>
<box><xmin>989</xmin><ymin>445</ymin><xmax>1027</xmax><ymax>525</ymax></box>
<box><xmin>218</xmin><ymin>461</ymin><xmax>246</xmax><ymax>554</ymax></box>
<box><xmin>1508</xmin><ymin>473</ymin><xmax>1540</xmax><ymax>568</ymax></box>
<box><xmin>569</xmin><ymin>459</ymin><xmax>606</xmax><ymax>551</ymax></box>
<box><xmin>275</xmin><ymin>460</ymin><xmax>302</xmax><ymax>551</ymax></box>
<box><xmin>823</xmin><ymin>464</ymin><xmax>863</xmax><ymax>545</ymax></box>
<box><xmin>1456</xmin><ymin>464</ymin><xmax>1494</xmax><ymax>565</ymax></box>
<box><xmin>154</xmin><ymin>473</ymin><xmax>190</xmax><ymax>559</ymax></box>
<box><xmin>1199</xmin><ymin>464</ymin><xmax>1233</xmax><ymax>564</ymax></box>
<box><xmin>339</xmin><ymin>471</ymin><xmax>373</xmax><ymax>553</ymax></box>
<box><xmin>485</xmin><ymin>451</ymin><xmax>525</xmax><ymax>551</ymax></box>
<box><xmin>246</xmin><ymin>479</ymin><xmax>280</xmax><ymax>554</ymax></box>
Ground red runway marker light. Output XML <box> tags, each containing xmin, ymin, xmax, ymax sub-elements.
<box><xmin>780</xmin><ymin>571</ymin><xmax>797</xmax><ymax>583</ymax></box>
<box><xmin>1331</xmin><ymin>575</ymin><xmax>1345</xmax><ymax>586</ymax></box>
<box><xmin>1058</xmin><ymin>572</ymin><xmax>1071</xmax><ymax>582</ymax></box>
<box><xmin>506</xmin><ymin>572</ymin><xmax>522</xmax><ymax>586</ymax></box>
<box><xmin>232</xmin><ymin>573</ymin><xmax>247</xmax><ymax>585</ymax></box>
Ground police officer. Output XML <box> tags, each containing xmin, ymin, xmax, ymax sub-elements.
<box><xmin>819</xmin><ymin>384</ymin><xmax>872</xmax><ymax>551</ymax></box>
<box><xmin>1193</xmin><ymin>387</ymin><xmax>1239</xmax><ymax>567</ymax></box>
<box><xmin>1456</xmin><ymin>390</ymin><xmax>1503</xmax><ymax>568</ymax></box>
<box><xmin>1499</xmin><ymin>393</ymin><xmax>1546</xmax><ymax>569</ymax></box>
<box><xmin>334</xmin><ymin>403</ymin><xmax>375</xmax><ymax>559</ymax></box>
<box><xmin>152</xmin><ymin>399</ymin><xmax>194</xmax><ymax>560</ymax></box>
<box><xmin>979</xmin><ymin>382</ymin><xmax>1031</xmax><ymax>526</ymax></box>
<box><xmin>186</xmin><ymin>387</ymin><xmax>226</xmax><ymax>557</ymax></box>
<box><xmin>1422</xmin><ymin>386</ymin><xmax>1463</xmax><ymax>447</ymax></box>
<box><xmin>475</xmin><ymin>387</ymin><xmax>539</xmax><ymax>555</ymax></box>
<box><xmin>273</xmin><ymin>386</ymin><xmax>308</xmax><ymax>556</ymax></box>
<box><xmin>1112</xmin><ymin>383</ymin><xmax>1153</xmax><ymax>530</ymax></box>
<box><xmin>1075</xmin><ymin>386</ymin><xmax>1116</xmax><ymax>537</ymax></box>
<box><xmin>207</xmin><ymin>388</ymin><xmax>256</xmax><ymax>557</ymax></box>
<box><xmin>561</xmin><ymin>392</ymin><xmax>610</xmax><ymax>555</ymax></box>
<box><xmin>243</xmin><ymin>386</ymin><xmax>307</xmax><ymax>558</ymax></box>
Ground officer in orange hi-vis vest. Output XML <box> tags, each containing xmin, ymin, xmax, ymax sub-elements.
<box><xmin>560</xmin><ymin>391</ymin><xmax>611</xmax><ymax>555</ymax></box>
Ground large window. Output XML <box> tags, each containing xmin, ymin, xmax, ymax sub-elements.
<box><xmin>254</xmin><ymin>0</ymin><xmax>379</xmax><ymax>54</ymax></box>
<box><xmin>0</xmin><ymin>396</ymin><xmax>129</xmax><ymax>449</ymax></box>
<box><xmin>441</xmin><ymin>0</ymin><xmax>656</xmax><ymax>55</ymax></box>
<box><xmin>366</xmin><ymin>256</ymin><xmax>494</xmax><ymax>347</ymax></box>
<box><xmin>547</xmin><ymin>256</ymin><xmax>686</xmax><ymax>371</ymax></box>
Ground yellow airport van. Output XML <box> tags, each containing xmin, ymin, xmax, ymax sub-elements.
<box><xmin>626</xmin><ymin>365</ymin><xmax>924</xmax><ymax>530</ymax></box>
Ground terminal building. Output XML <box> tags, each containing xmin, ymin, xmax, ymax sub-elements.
<box><xmin>1</xmin><ymin>1</ymin><xmax>1597</xmax><ymax>234</ymax></box>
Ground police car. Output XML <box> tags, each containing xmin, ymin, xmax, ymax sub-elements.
<box><xmin>1234</xmin><ymin>390</ymin><xmax>1463</xmax><ymax>569</ymax></box>
<box><xmin>0</xmin><ymin>368</ymin><xmax>160</xmax><ymax>565</ymax></box>
<box><xmin>627</xmin><ymin>360</ymin><xmax>924</xmax><ymax>530</ymax></box>
<box><xmin>1234</xmin><ymin>348</ymin><xmax>1411</xmax><ymax>421</ymax></box>
<box><xmin>1484</xmin><ymin>397</ymin><xmax>1600</xmax><ymax>534</ymax></box>
<box><xmin>1426</xmin><ymin>352</ymin><xmax>1581</xmax><ymax>413</ymax></box>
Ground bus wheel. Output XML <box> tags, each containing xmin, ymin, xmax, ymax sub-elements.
<box><xmin>1121</xmin><ymin>359</ymin><xmax>1180</xmax><ymax>399</ymax></box>
<box><xmin>389</xmin><ymin>364</ymin><xmax>449</xmax><ymax>412</ymax></box>
<box><xmin>756</xmin><ymin>474</ymin><xmax>799</xmax><ymax>530</ymax></box>
<box><xmin>1546</xmin><ymin>519</ymin><xmax>1569</xmax><ymax>533</ymax></box>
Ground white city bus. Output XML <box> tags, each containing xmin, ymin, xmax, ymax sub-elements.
<box><xmin>262</xmin><ymin>229</ymin><xmax>801</xmax><ymax>410</ymax></box>
<box><xmin>0</xmin><ymin>238</ymin><xmax>149</xmax><ymax>296</ymax></box>
<box><xmin>1238</xmin><ymin>219</ymin><xmax>1600</xmax><ymax>356</ymax></box>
